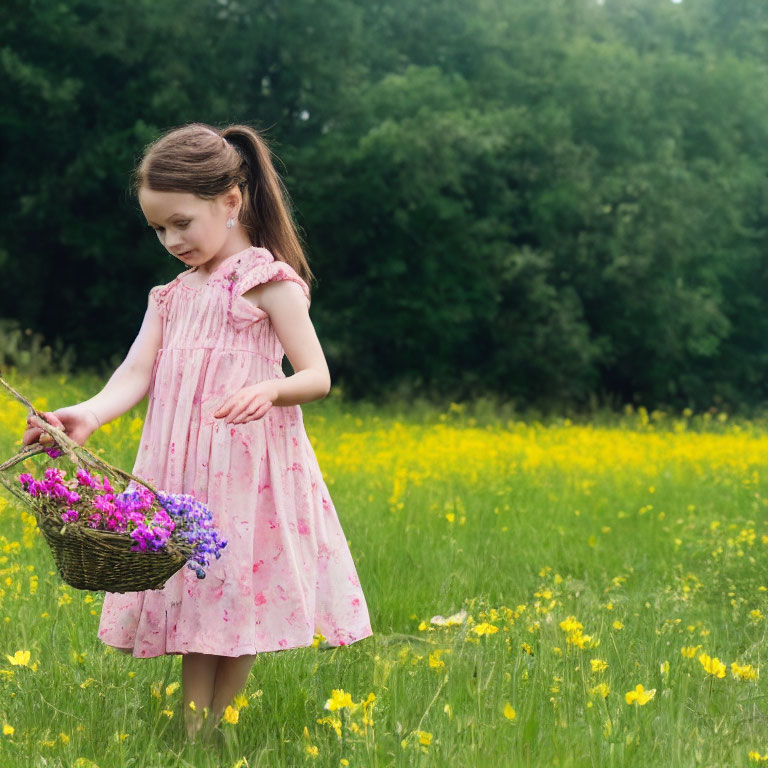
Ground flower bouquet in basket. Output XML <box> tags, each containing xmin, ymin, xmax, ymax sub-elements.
<box><xmin>0</xmin><ymin>376</ymin><xmax>226</xmax><ymax>593</ymax></box>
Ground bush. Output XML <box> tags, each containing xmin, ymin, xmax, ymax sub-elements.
<box><xmin>0</xmin><ymin>318</ymin><xmax>76</xmax><ymax>376</ymax></box>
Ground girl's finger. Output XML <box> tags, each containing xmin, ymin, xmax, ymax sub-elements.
<box><xmin>234</xmin><ymin>399</ymin><xmax>264</xmax><ymax>423</ymax></box>
<box><xmin>237</xmin><ymin>402</ymin><xmax>270</xmax><ymax>424</ymax></box>
<box><xmin>226</xmin><ymin>403</ymin><xmax>248</xmax><ymax>423</ymax></box>
<box><xmin>231</xmin><ymin>411</ymin><xmax>252</xmax><ymax>424</ymax></box>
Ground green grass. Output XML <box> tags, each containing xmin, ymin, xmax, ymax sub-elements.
<box><xmin>0</xmin><ymin>372</ymin><xmax>766</xmax><ymax>766</ymax></box>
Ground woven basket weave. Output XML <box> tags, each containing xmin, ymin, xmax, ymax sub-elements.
<box><xmin>0</xmin><ymin>376</ymin><xmax>192</xmax><ymax>593</ymax></box>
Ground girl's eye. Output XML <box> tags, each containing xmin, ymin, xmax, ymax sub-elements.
<box><xmin>176</xmin><ymin>221</ymin><xmax>190</xmax><ymax>228</ymax></box>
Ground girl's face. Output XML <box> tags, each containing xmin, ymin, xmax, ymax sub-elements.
<box><xmin>138</xmin><ymin>187</ymin><xmax>242</xmax><ymax>270</ymax></box>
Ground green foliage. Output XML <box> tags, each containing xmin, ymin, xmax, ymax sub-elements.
<box><xmin>1</xmin><ymin>0</ymin><xmax>767</xmax><ymax>409</ymax></box>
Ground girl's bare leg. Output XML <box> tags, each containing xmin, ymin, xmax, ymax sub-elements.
<box><xmin>208</xmin><ymin>654</ymin><xmax>258</xmax><ymax>728</ymax></box>
<box><xmin>182</xmin><ymin>653</ymin><xmax>220</xmax><ymax>740</ymax></box>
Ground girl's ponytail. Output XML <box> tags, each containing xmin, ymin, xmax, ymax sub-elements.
<box><xmin>134</xmin><ymin>122</ymin><xmax>313</xmax><ymax>290</ymax></box>
<box><xmin>221</xmin><ymin>125</ymin><xmax>311</xmax><ymax>286</ymax></box>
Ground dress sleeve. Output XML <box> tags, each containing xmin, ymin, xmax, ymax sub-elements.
<box><xmin>227</xmin><ymin>250</ymin><xmax>311</xmax><ymax>331</ymax></box>
<box><xmin>148</xmin><ymin>283</ymin><xmax>173</xmax><ymax>319</ymax></box>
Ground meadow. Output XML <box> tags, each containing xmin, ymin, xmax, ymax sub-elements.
<box><xmin>0</xmin><ymin>373</ymin><xmax>768</xmax><ymax>767</ymax></box>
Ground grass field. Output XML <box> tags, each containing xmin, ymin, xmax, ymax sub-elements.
<box><xmin>0</xmin><ymin>372</ymin><xmax>768</xmax><ymax>767</ymax></box>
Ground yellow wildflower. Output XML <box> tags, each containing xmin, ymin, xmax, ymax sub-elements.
<box><xmin>2</xmin><ymin>724</ymin><xmax>13</xmax><ymax>736</ymax></box>
<box><xmin>317</xmin><ymin>715</ymin><xmax>342</xmax><ymax>739</ymax></box>
<box><xmin>233</xmin><ymin>693</ymin><xmax>249</xmax><ymax>709</ymax></box>
<box><xmin>429</xmin><ymin>651</ymin><xmax>445</xmax><ymax>668</ymax></box>
<box><xmin>223</xmin><ymin>706</ymin><xmax>239</xmax><ymax>724</ymax></box>
<box><xmin>559</xmin><ymin>616</ymin><xmax>583</xmax><ymax>633</ymax></box>
<box><xmin>681</xmin><ymin>645</ymin><xmax>702</xmax><ymax>658</ymax></box>
<box><xmin>417</xmin><ymin>730</ymin><xmax>433</xmax><ymax>746</ymax></box>
<box><xmin>305</xmin><ymin>745</ymin><xmax>319</xmax><ymax>757</ymax></box>
<box><xmin>503</xmin><ymin>702</ymin><xmax>516</xmax><ymax>720</ymax></box>
<box><xmin>6</xmin><ymin>650</ymin><xmax>30</xmax><ymax>667</ymax></box>
<box><xmin>731</xmin><ymin>662</ymin><xmax>759</xmax><ymax>681</ymax></box>
<box><xmin>699</xmin><ymin>653</ymin><xmax>727</xmax><ymax>678</ymax></box>
<box><xmin>625</xmin><ymin>684</ymin><xmax>655</xmax><ymax>706</ymax></box>
<box><xmin>472</xmin><ymin>622</ymin><xmax>499</xmax><ymax>636</ymax></box>
<box><xmin>325</xmin><ymin>689</ymin><xmax>353</xmax><ymax>711</ymax></box>
<box><xmin>567</xmin><ymin>631</ymin><xmax>599</xmax><ymax>649</ymax></box>
<box><xmin>165</xmin><ymin>682</ymin><xmax>180</xmax><ymax>697</ymax></box>
<box><xmin>590</xmin><ymin>659</ymin><xmax>608</xmax><ymax>673</ymax></box>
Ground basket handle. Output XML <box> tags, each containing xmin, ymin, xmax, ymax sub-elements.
<box><xmin>0</xmin><ymin>373</ymin><xmax>159</xmax><ymax>497</ymax></box>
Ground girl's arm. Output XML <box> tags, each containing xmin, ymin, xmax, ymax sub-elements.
<box><xmin>256</xmin><ymin>279</ymin><xmax>331</xmax><ymax>406</ymax></box>
<box><xmin>214</xmin><ymin>280</ymin><xmax>330</xmax><ymax>423</ymax></box>
<box><xmin>78</xmin><ymin>295</ymin><xmax>164</xmax><ymax>425</ymax></box>
<box><xmin>24</xmin><ymin>294</ymin><xmax>163</xmax><ymax>447</ymax></box>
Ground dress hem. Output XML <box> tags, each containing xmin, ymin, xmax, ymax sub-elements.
<box><xmin>98</xmin><ymin>627</ymin><xmax>374</xmax><ymax>659</ymax></box>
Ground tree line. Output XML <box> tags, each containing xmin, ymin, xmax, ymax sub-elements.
<box><xmin>1</xmin><ymin>0</ymin><xmax>767</xmax><ymax>412</ymax></box>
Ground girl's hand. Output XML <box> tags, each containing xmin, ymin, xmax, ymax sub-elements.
<box><xmin>22</xmin><ymin>407</ymin><xmax>100</xmax><ymax>449</ymax></box>
<box><xmin>214</xmin><ymin>382</ymin><xmax>280</xmax><ymax>425</ymax></box>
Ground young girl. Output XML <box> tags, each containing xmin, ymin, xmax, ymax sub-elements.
<box><xmin>22</xmin><ymin>122</ymin><xmax>373</xmax><ymax>739</ymax></box>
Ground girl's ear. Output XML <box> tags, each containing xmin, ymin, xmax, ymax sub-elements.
<box><xmin>223</xmin><ymin>185</ymin><xmax>242</xmax><ymax>217</ymax></box>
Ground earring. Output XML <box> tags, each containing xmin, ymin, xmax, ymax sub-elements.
<box><xmin>226</xmin><ymin>217</ymin><xmax>236</xmax><ymax>229</ymax></box>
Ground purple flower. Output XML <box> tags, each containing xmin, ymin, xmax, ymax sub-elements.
<box><xmin>76</xmin><ymin>468</ymin><xmax>97</xmax><ymax>488</ymax></box>
<box><xmin>16</xmin><ymin>466</ymin><xmax>226</xmax><ymax>579</ymax></box>
<box><xmin>91</xmin><ymin>495</ymin><xmax>116</xmax><ymax>515</ymax></box>
<box><xmin>156</xmin><ymin>492</ymin><xmax>228</xmax><ymax>577</ymax></box>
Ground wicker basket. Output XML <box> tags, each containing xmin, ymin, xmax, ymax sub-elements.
<box><xmin>0</xmin><ymin>375</ymin><xmax>192</xmax><ymax>593</ymax></box>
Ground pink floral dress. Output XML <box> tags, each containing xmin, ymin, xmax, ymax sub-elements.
<box><xmin>97</xmin><ymin>246</ymin><xmax>373</xmax><ymax>657</ymax></box>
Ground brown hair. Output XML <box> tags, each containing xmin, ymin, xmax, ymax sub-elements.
<box><xmin>133</xmin><ymin>122</ymin><xmax>314</xmax><ymax>289</ymax></box>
